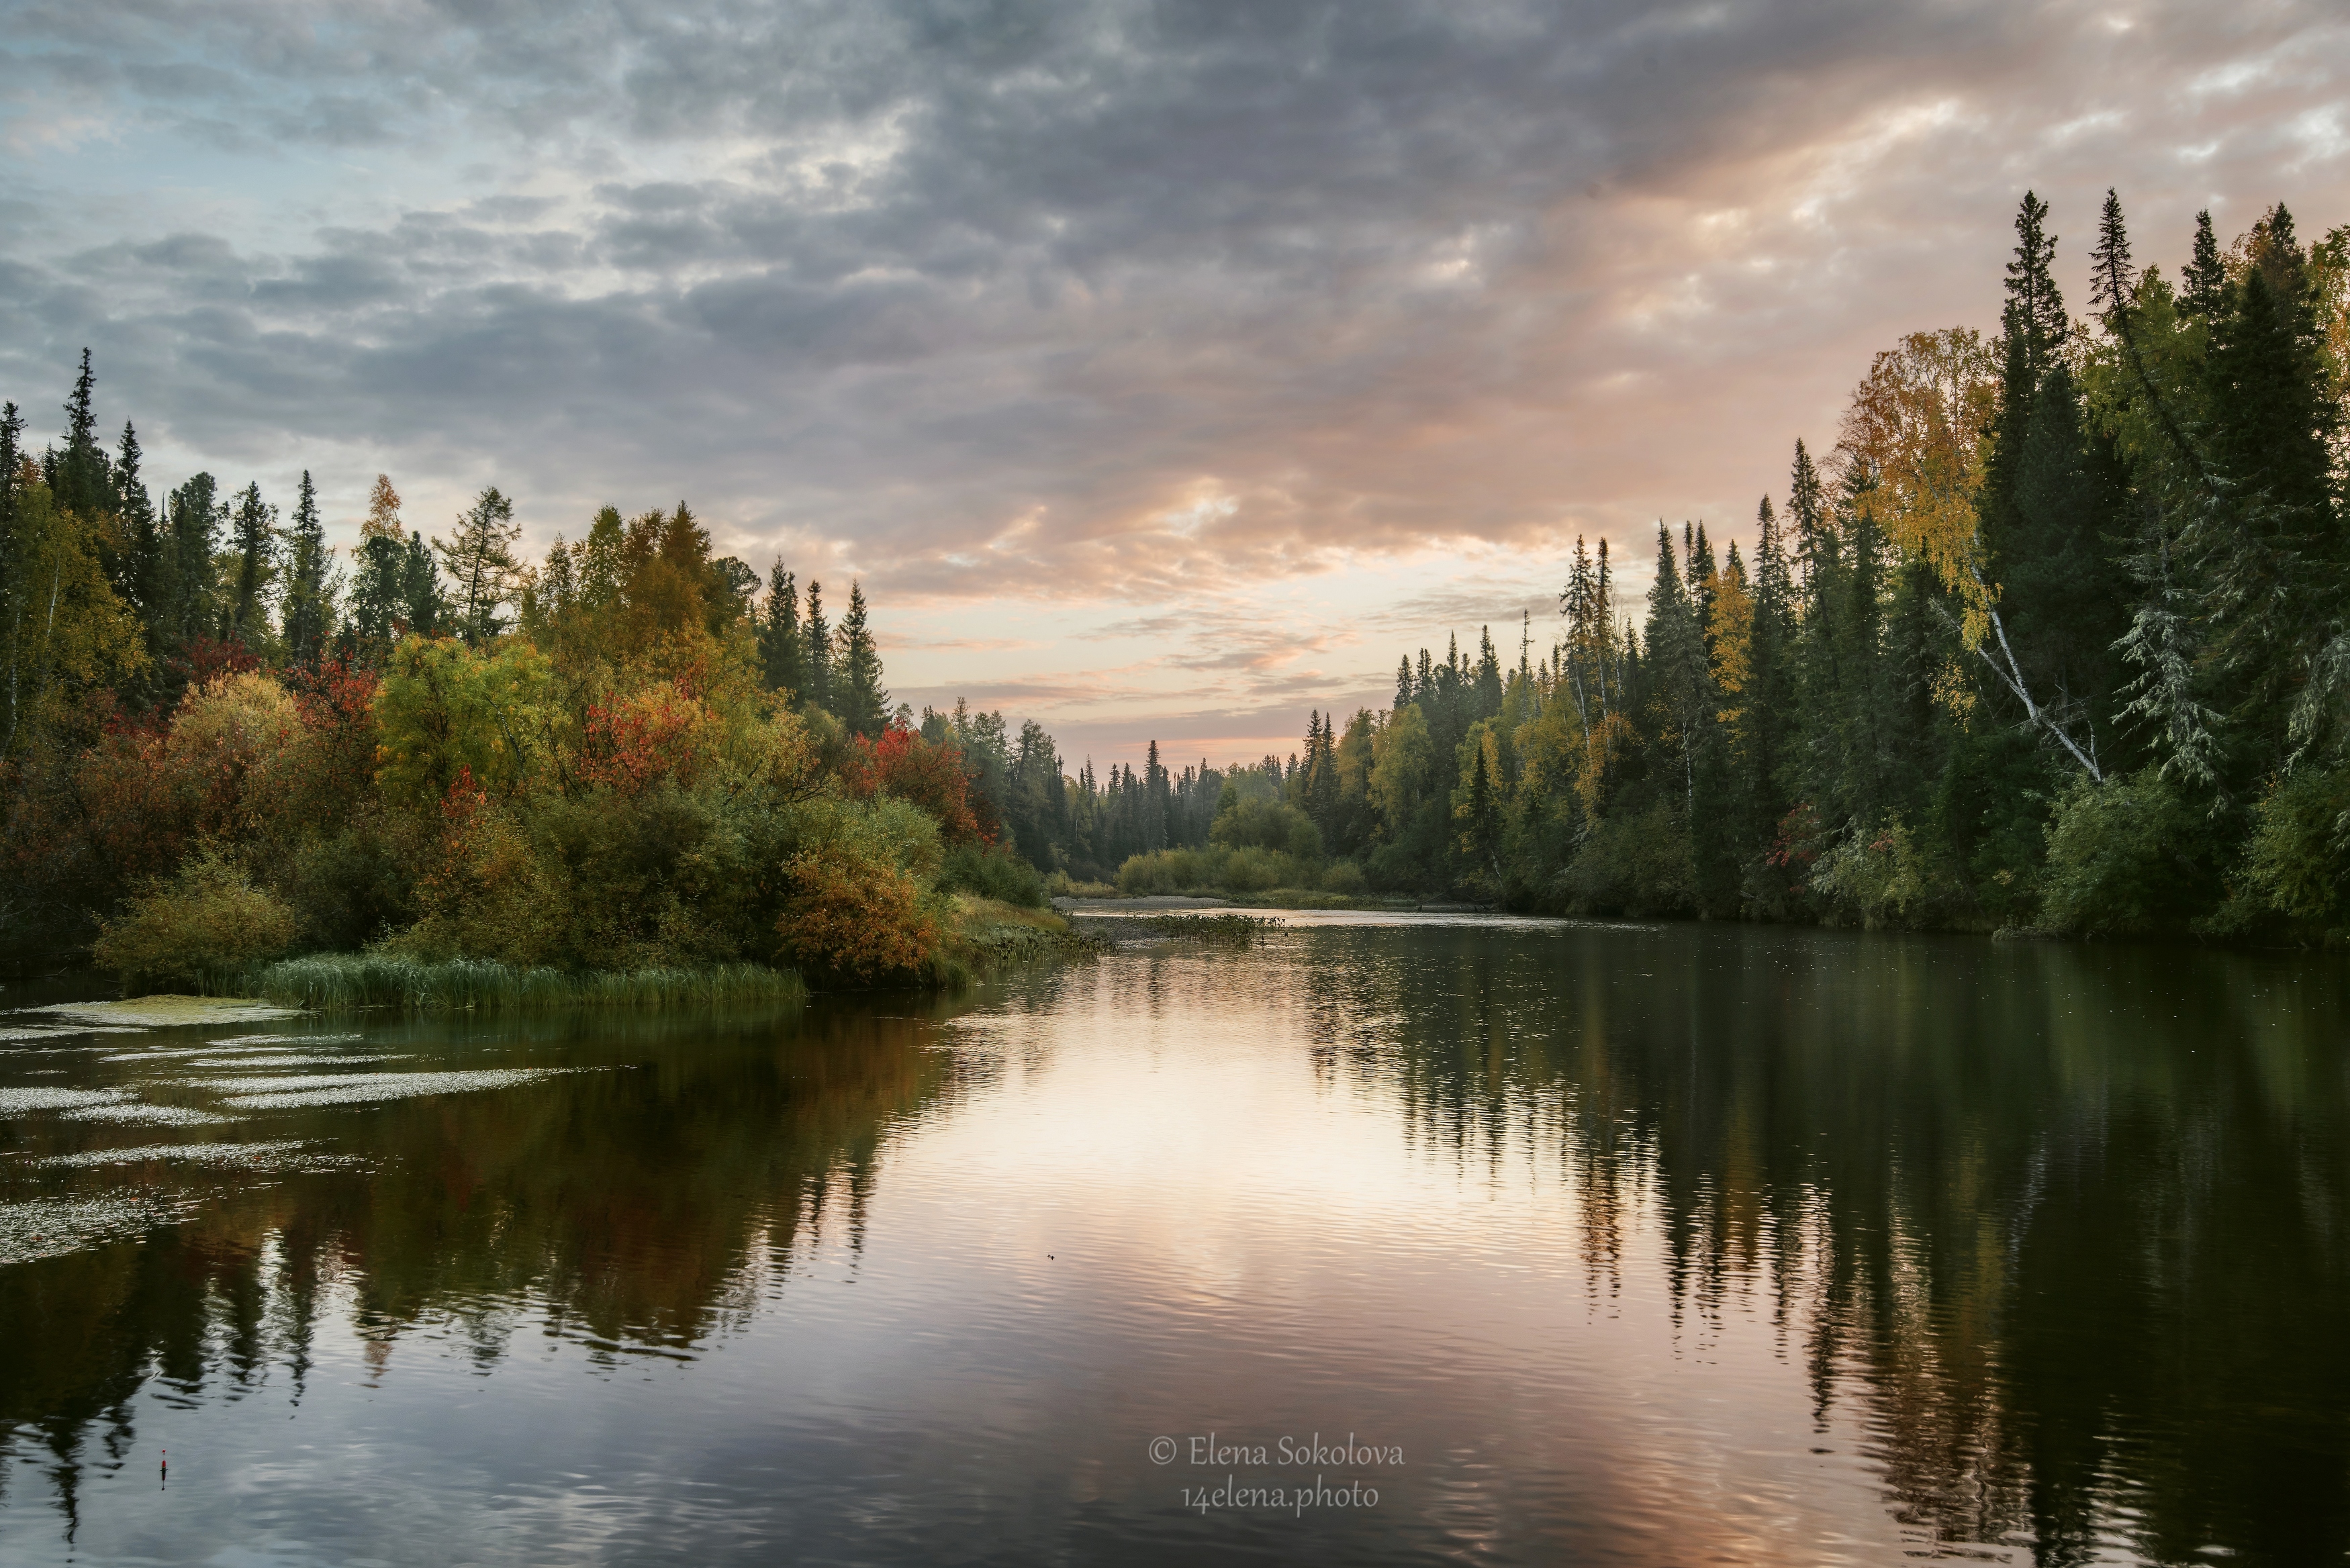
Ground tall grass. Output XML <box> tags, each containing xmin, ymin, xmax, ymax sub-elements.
<box><xmin>249</xmin><ymin>953</ymin><xmax>807</xmax><ymax>1013</ymax></box>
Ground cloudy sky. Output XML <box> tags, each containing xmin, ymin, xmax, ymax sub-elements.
<box><xmin>4</xmin><ymin>1</ymin><xmax>2346</xmax><ymax>767</ymax></box>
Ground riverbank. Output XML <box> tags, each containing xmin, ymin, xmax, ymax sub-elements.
<box><xmin>47</xmin><ymin>897</ymin><xmax>1100</xmax><ymax>1013</ymax></box>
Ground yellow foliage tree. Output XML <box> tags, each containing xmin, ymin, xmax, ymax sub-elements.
<box><xmin>2</xmin><ymin>479</ymin><xmax>146</xmax><ymax>758</ymax></box>
<box><xmin>1838</xmin><ymin>327</ymin><xmax>2103</xmax><ymax>779</ymax></box>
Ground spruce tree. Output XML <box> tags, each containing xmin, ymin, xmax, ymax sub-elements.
<box><xmin>1982</xmin><ymin>192</ymin><xmax>2071</xmax><ymax>597</ymax></box>
<box><xmin>225</xmin><ymin>482</ymin><xmax>275</xmax><ymax>650</ymax></box>
<box><xmin>351</xmin><ymin>535</ymin><xmax>407</xmax><ymax>650</ymax></box>
<box><xmin>834</xmin><ymin>580</ymin><xmax>888</xmax><ymax>738</ymax></box>
<box><xmin>0</xmin><ymin>405</ymin><xmax>23</xmax><ymax>735</ymax></box>
<box><xmin>1744</xmin><ymin>494</ymin><xmax>1795</xmax><ymax>850</ymax></box>
<box><xmin>804</xmin><ymin>581</ymin><xmax>831</xmax><ymax>712</ymax></box>
<box><xmin>114</xmin><ymin>423</ymin><xmax>159</xmax><ymax>640</ymax></box>
<box><xmin>2191</xmin><ymin>213</ymin><xmax>2341</xmax><ymax>757</ymax></box>
<box><xmin>1646</xmin><ymin>523</ymin><xmax>1709</xmax><ymax>818</ymax></box>
<box><xmin>760</xmin><ymin>558</ymin><xmax>804</xmax><ymax>697</ymax></box>
<box><xmin>281</xmin><ymin>469</ymin><xmax>332</xmax><ymax>666</ymax></box>
<box><xmin>434</xmin><ymin>487</ymin><xmax>521</xmax><ymax>646</ymax></box>
<box><xmin>400</xmin><ymin>531</ymin><xmax>442</xmax><ymax>636</ymax></box>
<box><xmin>1393</xmin><ymin>655</ymin><xmax>1413</xmax><ymax>716</ymax></box>
<box><xmin>163</xmin><ymin>474</ymin><xmax>223</xmax><ymax>663</ymax></box>
<box><xmin>54</xmin><ymin>349</ymin><xmax>112</xmax><ymax>525</ymax></box>
<box><xmin>2182</xmin><ymin>209</ymin><xmax>2227</xmax><ymax>320</ymax></box>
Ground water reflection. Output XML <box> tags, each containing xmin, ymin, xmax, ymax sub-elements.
<box><xmin>1287</xmin><ymin>924</ymin><xmax>2350</xmax><ymax>1565</ymax></box>
<box><xmin>1</xmin><ymin>923</ymin><xmax>2345</xmax><ymax>1565</ymax></box>
<box><xmin>0</xmin><ymin>1005</ymin><xmax>958</xmax><ymax>1540</ymax></box>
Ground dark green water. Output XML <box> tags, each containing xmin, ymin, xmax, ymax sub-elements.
<box><xmin>1</xmin><ymin>913</ymin><xmax>2345</xmax><ymax>1565</ymax></box>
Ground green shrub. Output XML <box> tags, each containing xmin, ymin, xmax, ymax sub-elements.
<box><xmin>1221</xmin><ymin>844</ymin><xmax>1312</xmax><ymax>892</ymax></box>
<box><xmin>1117</xmin><ymin>845</ymin><xmax>1219</xmax><ymax>894</ymax></box>
<box><xmin>1210</xmin><ymin>797</ymin><xmax>1323</xmax><ymax>860</ymax></box>
<box><xmin>938</xmin><ymin>841</ymin><xmax>1047</xmax><ymax>908</ymax></box>
<box><xmin>94</xmin><ymin>850</ymin><xmax>299</xmax><ymax>985</ymax></box>
<box><xmin>1365</xmin><ymin>840</ymin><xmax>1433</xmax><ymax>893</ymax></box>
<box><xmin>2038</xmin><ymin>771</ymin><xmax>2220</xmax><ymax>936</ymax></box>
<box><xmin>1556</xmin><ymin>802</ymin><xmax>1695</xmax><ymax>916</ymax></box>
<box><xmin>1319</xmin><ymin>860</ymin><xmax>1369</xmax><ymax>895</ymax></box>
<box><xmin>2241</xmin><ymin>765</ymin><xmax>2350</xmax><ymax>926</ymax></box>
<box><xmin>1810</xmin><ymin>815</ymin><xmax>1936</xmax><ymax>929</ymax></box>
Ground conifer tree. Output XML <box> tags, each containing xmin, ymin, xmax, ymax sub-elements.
<box><xmin>400</xmin><ymin>531</ymin><xmax>442</xmax><ymax>637</ymax></box>
<box><xmin>760</xmin><ymin>558</ymin><xmax>804</xmax><ymax>697</ymax></box>
<box><xmin>225</xmin><ymin>482</ymin><xmax>275</xmax><ymax>649</ymax></box>
<box><xmin>2189</xmin><ymin>207</ymin><xmax>2341</xmax><ymax>763</ymax></box>
<box><xmin>835</xmin><ymin>579</ymin><xmax>888</xmax><ymax>738</ymax></box>
<box><xmin>1744</xmin><ymin>494</ymin><xmax>1796</xmax><ymax>860</ymax></box>
<box><xmin>351</xmin><ymin>537</ymin><xmax>406</xmax><ymax>650</ymax></box>
<box><xmin>53</xmin><ymin>350</ymin><xmax>112</xmax><ymax>526</ymax></box>
<box><xmin>281</xmin><ymin>469</ymin><xmax>332</xmax><ymax>666</ymax></box>
<box><xmin>804</xmin><ymin>580</ymin><xmax>831</xmax><ymax>712</ymax></box>
<box><xmin>1646</xmin><ymin>523</ymin><xmax>1709</xmax><ymax>817</ymax></box>
<box><xmin>2182</xmin><ymin>209</ymin><xmax>2227</xmax><ymax>320</ymax></box>
<box><xmin>114</xmin><ymin>422</ymin><xmax>159</xmax><ymax>638</ymax></box>
<box><xmin>0</xmin><ymin>404</ymin><xmax>23</xmax><ymax>734</ymax></box>
<box><xmin>162</xmin><ymin>474</ymin><xmax>223</xmax><ymax>662</ymax></box>
<box><xmin>1788</xmin><ymin>439</ymin><xmax>1829</xmax><ymax>590</ymax></box>
<box><xmin>434</xmin><ymin>487</ymin><xmax>520</xmax><ymax>646</ymax></box>
<box><xmin>1983</xmin><ymin>192</ymin><xmax>2071</xmax><ymax>589</ymax></box>
<box><xmin>1393</xmin><ymin>655</ymin><xmax>1413</xmax><ymax>716</ymax></box>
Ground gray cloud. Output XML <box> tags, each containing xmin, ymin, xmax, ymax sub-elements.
<box><xmin>2</xmin><ymin>0</ymin><xmax>2346</xmax><ymax>755</ymax></box>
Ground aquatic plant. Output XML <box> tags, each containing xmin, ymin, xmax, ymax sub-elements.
<box><xmin>249</xmin><ymin>952</ymin><xmax>806</xmax><ymax>1012</ymax></box>
<box><xmin>1126</xmin><ymin>912</ymin><xmax>1282</xmax><ymax>945</ymax></box>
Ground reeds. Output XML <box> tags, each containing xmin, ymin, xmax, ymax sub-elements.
<box><xmin>248</xmin><ymin>953</ymin><xmax>807</xmax><ymax>1013</ymax></box>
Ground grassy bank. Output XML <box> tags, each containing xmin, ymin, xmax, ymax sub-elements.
<box><xmin>248</xmin><ymin>954</ymin><xmax>808</xmax><ymax>1013</ymax></box>
<box><xmin>939</xmin><ymin>896</ymin><xmax>1113</xmax><ymax>978</ymax></box>
<box><xmin>169</xmin><ymin>897</ymin><xmax>1109</xmax><ymax>1012</ymax></box>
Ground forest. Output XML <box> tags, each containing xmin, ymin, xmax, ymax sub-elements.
<box><xmin>3</xmin><ymin>187</ymin><xmax>2345</xmax><ymax>975</ymax></box>
<box><xmin>1104</xmin><ymin>192</ymin><xmax>2350</xmax><ymax>942</ymax></box>
<box><xmin>0</xmin><ymin>388</ymin><xmax>1092</xmax><ymax>987</ymax></box>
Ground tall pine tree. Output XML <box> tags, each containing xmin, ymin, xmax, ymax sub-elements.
<box><xmin>759</xmin><ymin>558</ymin><xmax>804</xmax><ymax>697</ymax></box>
<box><xmin>281</xmin><ymin>469</ymin><xmax>332</xmax><ymax>666</ymax></box>
<box><xmin>834</xmin><ymin>579</ymin><xmax>888</xmax><ymax>738</ymax></box>
<box><xmin>225</xmin><ymin>482</ymin><xmax>275</xmax><ymax>650</ymax></box>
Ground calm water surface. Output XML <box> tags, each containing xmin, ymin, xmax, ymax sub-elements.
<box><xmin>1</xmin><ymin>914</ymin><xmax>2345</xmax><ymax>1565</ymax></box>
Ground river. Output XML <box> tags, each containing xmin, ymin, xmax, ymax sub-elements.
<box><xmin>1</xmin><ymin>912</ymin><xmax>2344</xmax><ymax>1565</ymax></box>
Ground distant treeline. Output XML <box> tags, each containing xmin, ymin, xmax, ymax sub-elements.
<box><xmin>1143</xmin><ymin>191</ymin><xmax>2349</xmax><ymax>938</ymax></box>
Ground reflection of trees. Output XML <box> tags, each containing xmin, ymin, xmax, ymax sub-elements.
<box><xmin>0</xmin><ymin>1004</ymin><xmax>956</xmax><ymax>1532</ymax></box>
<box><xmin>1313</xmin><ymin>924</ymin><xmax>2350</xmax><ymax>1568</ymax></box>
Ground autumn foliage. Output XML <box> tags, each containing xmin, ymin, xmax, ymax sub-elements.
<box><xmin>774</xmin><ymin>844</ymin><xmax>939</xmax><ymax>982</ymax></box>
<box><xmin>840</xmin><ymin>723</ymin><xmax>993</xmax><ymax>843</ymax></box>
